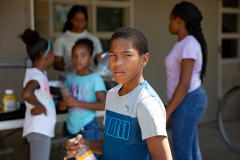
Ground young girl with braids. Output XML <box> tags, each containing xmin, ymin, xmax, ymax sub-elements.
<box><xmin>21</xmin><ymin>29</ymin><xmax>56</xmax><ymax>160</ymax></box>
<box><xmin>165</xmin><ymin>1</ymin><xmax>208</xmax><ymax>160</ymax></box>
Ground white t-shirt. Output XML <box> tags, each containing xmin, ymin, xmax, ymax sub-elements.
<box><xmin>165</xmin><ymin>35</ymin><xmax>202</xmax><ymax>101</ymax></box>
<box><xmin>102</xmin><ymin>81</ymin><xmax>167</xmax><ymax>159</ymax></box>
<box><xmin>22</xmin><ymin>68</ymin><xmax>56</xmax><ymax>138</ymax></box>
<box><xmin>53</xmin><ymin>29</ymin><xmax>103</xmax><ymax>63</ymax></box>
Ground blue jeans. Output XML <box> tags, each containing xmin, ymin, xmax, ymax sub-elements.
<box><xmin>59</xmin><ymin>75</ymin><xmax>66</xmax><ymax>82</ymax></box>
<box><xmin>68</xmin><ymin>117</ymin><xmax>100</xmax><ymax>160</ymax></box>
<box><xmin>171</xmin><ymin>86</ymin><xmax>207</xmax><ymax>160</ymax></box>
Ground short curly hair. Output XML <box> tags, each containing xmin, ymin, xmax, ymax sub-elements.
<box><xmin>110</xmin><ymin>27</ymin><xmax>148</xmax><ymax>55</ymax></box>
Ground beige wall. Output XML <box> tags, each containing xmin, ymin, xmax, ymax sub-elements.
<box><xmin>0</xmin><ymin>0</ymin><xmax>28</xmax><ymax>101</ymax></box>
<box><xmin>134</xmin><ymin>0</ymin><xmax>219</xmax><ymax>120</ymax></box>
<box><xmin>0</xmin><ymin>0</ymin><xmax>219</xmax><ymax>120</ymax></box>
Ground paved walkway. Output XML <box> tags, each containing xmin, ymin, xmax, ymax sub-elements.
<box><xmin>1</xmin><ymin>118</ymin><xmax>240</xmax><ymax>160</ymax></box>
<box><xmin>167</xmin><ymin>122</ymin><xmax>240</xmax><ymax>160</ymax></box>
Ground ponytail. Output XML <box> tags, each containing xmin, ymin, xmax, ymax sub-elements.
<box><xmin>20</xmin><ymin>28</ymin><xmax>49</xmax><ymax>61</ymax></box>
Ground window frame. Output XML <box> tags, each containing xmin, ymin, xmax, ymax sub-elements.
<box><xmin>220</xmin><ymin>0</ymin><xmax>240</xmax><ymax>62</ymax></box>
<box><xmin>49</xmin><ymin>0</ymin><xmax>134</xmax><ymax>39</ymax></box>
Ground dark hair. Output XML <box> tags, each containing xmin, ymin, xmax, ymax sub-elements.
<box><xmin>62</xmin><ymin>6</ymin><xmax>88</xmax><ymax>33</ymax></box>
<box><xmin>20</xmin><ymin>29</ymin><xmax>49</xmax><ymax>61</ymax></box>
<box><xmin>172</xmin><ymin>1</ymin><xmax>207</xmax><ymax>81</ymax></box>
<box><xmin>110</xmin><ymin>27</ymin><xmax>148</xmax><ymax>56</ymax></box>
<box><xmin>72</xmin><ymin>38</ymin><xmax>94</xmax><ymax>56</ymax></box>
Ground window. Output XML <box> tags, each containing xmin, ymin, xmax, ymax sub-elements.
<box><xmin>50</xmin><ymin>0</ymin><xmax>133</xmax><ymax>52</ymax></box>
<box><xmin>222</xmin><ymin>14</ymin><xmax>238</xmax><ymax>33</ymax></box>
<box><xmin>100</xmin><ymin>39</ymin><xmax>111</xmax><ymax>52</ymax></box>
<box><xmin>222</xmin><ymin>39</ymin><xmax>238</xmax><ymax>58</ymax></box>
<box><xmin>53</xmin><ymin>3</ymin><xmax>73</xmax><ymax>32</ymax></box>
<box><xmin>223</xmin><ymin>0</ymin><xmax>239</xmax><ymax>8</ymax></box>
<box><xmin>220</xmin><ymin>0</ymin><xmax>240</xmax><ymax>59</ymax></box>
<box><xmin>97</xmin><ymin>7</ymin><xmax>125</xmax><ymax>32</ymax></box>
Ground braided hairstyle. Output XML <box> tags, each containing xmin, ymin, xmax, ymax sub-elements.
<box><xmin>20</xmin><ymin>29</ymin><xmax>49</xmax><ymax>61</ymax></box>
<box><xmin>172</xmin><ymin>1</ymin><xmax>207</xmax><ymax>82</ymax></box>
<box><xmin>62</xmin><ymin>5</ymin><xmax>88</xmax><ymax>33</ymax></box>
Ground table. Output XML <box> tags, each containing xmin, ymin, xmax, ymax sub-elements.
<box><xmin>0</xmin><ymin>110</ymin><xmax>105</xmax><ymax>159</ymax></box>
<box><xmin>0</xmin><ymin>111</ymin><xmax>105</xmax><ymax>131</ymax></box>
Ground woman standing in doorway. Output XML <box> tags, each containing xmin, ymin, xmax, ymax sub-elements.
<box><xmin>165</xmin><ymin>1</ymin><xmax>208</xmax><ymax>159</ymax></box>
<box><xmin>53</xmin><ymin>6</ymin><xmax>103</xmax><ymax>79</ymax></box>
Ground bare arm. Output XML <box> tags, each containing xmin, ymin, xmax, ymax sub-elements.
<box><xmin>94</xmin><ymin>53</ymin><xmax>102</xmax><ymax>65</ymax></box>
<box><xmin>53</xmin><ymin>56</ymin><xmax>64</xmax><ymax>71</ymax></box>
<box><xmin>22</xmin><ymin>80</ymin><xmax>47</xmax><ymax>115</ymax></box>
<box><xmin>62</xmin><ymin>91</ymin><xmax>106</xmax><ymax>111</ymax></box>
<box><xmin>165</xmin><ymin>59</ymin><xmax>195</xmax><ymax>121</ymax></box>
<box><xmin>146</xmin><ymin>136</ymin><xmax>172</xmax><ymax>160</ymax></box>
<box><xmin>64</xmin><ymin>134</ymin><xmax>104</xmax><ymax>160</ymax></box>
<box><xmin>58</xmin><ymin>99</ymin><xmax>68</xmax><ymax>111</ymax></box>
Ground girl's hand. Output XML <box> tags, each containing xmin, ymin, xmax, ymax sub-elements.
<box><xmin>30</xmin><ymin>106</ymin><xmax>47</xmax><ymax>116</ymax></box>
<box><xmin>62</xmin><ymin>95</ymin><xmax>78</xmax><ymax>107</ymax></box>
<box><xmin>166</xmin><ymin>110</ymin><xmax>170</xmax><ymax>123</ymax></box>
<box><xmin>165</xmin><ymin>108</ymin><xmax>172</xmax><ymax>130</ymax></box>
<box><xmin>58</xmin><ymin>100</ymin><xmax>68</xmax><ymax>110</ymax></box>
<box><xmin>64</xmin><ymin>63</ymin><xmax>75</xmax><ymax>72</ymax></box>
<box><xmin>166</xmin><ymin>116</ymin><xmax>172</xmax><ymax>130</ymax></box>
<box><xmin>64</xmin><ymin>134</ymin><xmax>85</xmax><ymax>160</ymax></box>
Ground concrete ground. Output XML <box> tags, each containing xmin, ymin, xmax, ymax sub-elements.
<box><xmin>197</xmin><ymin>122</ymin><xmax>240</xmax><ymax>160</ymax></box>
<box><xmin>0</xmin><ymin>117</ymin><xmax>239</xmax><ymax>160</ymax></box>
